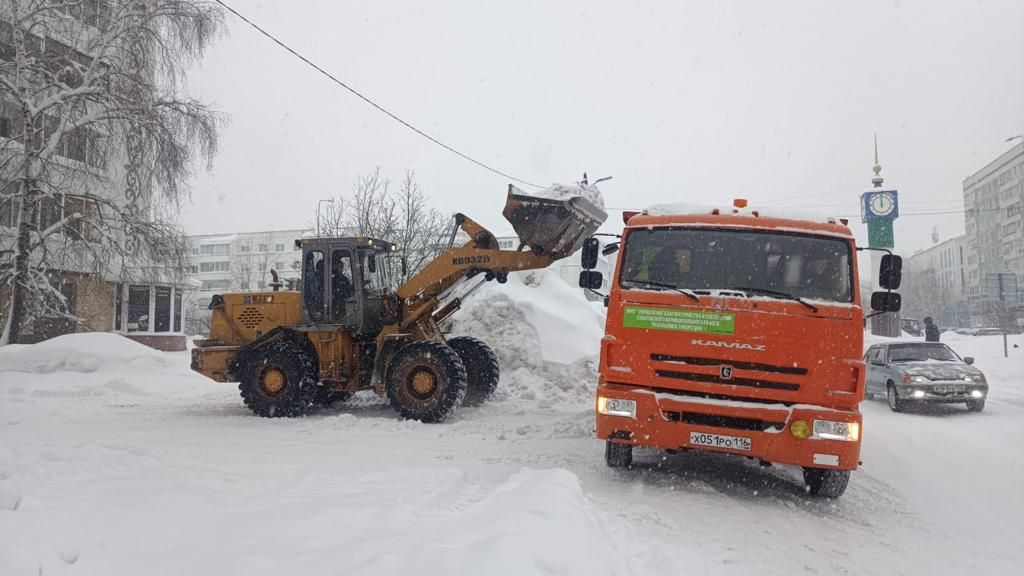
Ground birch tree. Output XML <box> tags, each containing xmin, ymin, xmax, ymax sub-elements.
<box><xmin>0</xmin><ymin>0</ymin><xmax>223</xmax><ymax>344</ymax></box>
<box><xmin>315</xmin><ymin>168</ymin><xmax>450</xmax><ymax>288</ymax></box>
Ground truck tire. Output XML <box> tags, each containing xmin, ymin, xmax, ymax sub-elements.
<box><xmin>966</xmin><ymin>399</ymin><xmax>985</xmax><ymax>412</ymax></box>
<box><xmin>887</xmin><ymin>383</ymin><xmax>906</xmax><ymax>413</ymax></box>
<box><xmin>238</xmin><ymin>340</ymin><xmax>318</xmax><ymax>418</ymax></box>
<box><xmin>447</xmin><ymin>336</ymin><xmax>500</xmax><ymax>407</ymax></box>
<box><xmin>605</xmin><ymin>440</ymin><xmax>633</xmax><ymax>468</ymax></box>
<box><xmin>803</xmin><ymin>468</ymin><xmax>850</xmax><ymax>498</ymax></box>
<box><xmin>386</xmin><ymin>341</ymin><xmax>467</xmax><ymax>423</ymax></box>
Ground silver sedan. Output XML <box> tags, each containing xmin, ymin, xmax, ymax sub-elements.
<box><xmin>864</xmin><ymin>342</ymin><xmax>988</xmax><ymax>413</ymax></box>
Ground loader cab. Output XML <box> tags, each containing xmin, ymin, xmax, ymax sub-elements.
<box><xmin>297</xmin><ymin>237</ymin><xmax>394</xmax><ymax>337</ymax></box>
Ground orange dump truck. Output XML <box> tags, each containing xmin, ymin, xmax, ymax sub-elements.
<box><xmin>580</xmin><ymin>200</ymin><xmax>902</xmax><ymax>497</ymax></box>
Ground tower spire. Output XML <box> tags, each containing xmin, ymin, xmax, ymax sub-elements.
<box><xmin>872</xmin><ymin>133</ymin><xmax>884</xmax><ymax>188</ymax></box>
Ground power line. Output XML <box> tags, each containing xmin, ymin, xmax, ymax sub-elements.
<box><xmin>212</xmin><ymin>0</ymin><xmax>542</xmax><ymax>188</ymax></box>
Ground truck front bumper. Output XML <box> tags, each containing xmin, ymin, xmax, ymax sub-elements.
<box><xmin>596</xmin><ymin>382</ymin><xmax>862</xmax><ymax>471</ymax></box>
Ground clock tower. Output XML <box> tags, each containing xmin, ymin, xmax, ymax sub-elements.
<box><xmin>860</xmin><ymin>135</ymin><xmax>901</xmax><ymax>337</ymax></box>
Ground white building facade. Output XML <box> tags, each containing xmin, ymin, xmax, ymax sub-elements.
<box><xmin>963</xmin><ymin>142</ymin><xmax>1024</xmax><ymax>327</ymax></box>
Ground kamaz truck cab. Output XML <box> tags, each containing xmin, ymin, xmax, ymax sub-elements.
<box><xmin>582</xmin><ymin>200</ymin><xmax>901</xmax><ymax>497</ymax></box>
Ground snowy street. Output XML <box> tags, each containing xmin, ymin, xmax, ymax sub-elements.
<box><xmin>1</xmin><ymin>275</ymin><xmax>1021</xmax><ymax>575</ymax></box>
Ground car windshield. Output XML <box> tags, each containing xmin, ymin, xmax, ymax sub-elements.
<box><xmin>618</xmin><ymin>228</ymin><xmax>853</xmax><ymax>303</ymax></box>
<box><xmin>888</xmin><ymin>344</ymin><xmax>960</xmax><ymax>363</ymax></box>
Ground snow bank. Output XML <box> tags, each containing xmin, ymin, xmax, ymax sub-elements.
<box><xmin>0</xmin><ymin>333</ymin><xmax>210</xmax><ymax>399</ymax></box>
<box><xmin>449</xmin><ymin>270</ymin><xmax>605</xmax><ymax>406</ymax></box>
<box><xmin>0</xmin><ymin>333</ymin><xmax>175</xmax><ymax>374</ymax></box>
<box><xmin>532</xmin><ymin>182</ymin><xmax>606</xmax><ymax>210</ymax></box>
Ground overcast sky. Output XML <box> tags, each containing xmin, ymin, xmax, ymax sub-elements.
<box><xmin>181</xmin><ymin>0</ymin><xmax>1024</xmax><ymax>256</ymax></box>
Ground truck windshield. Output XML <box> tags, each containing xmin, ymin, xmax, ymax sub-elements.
<box><xmin>619</xmin><ymin>228</ymin><xmax>853</xmax><ymax>303</ymax></box>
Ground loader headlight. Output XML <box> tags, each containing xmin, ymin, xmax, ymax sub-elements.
<box><xmin>812</xmin><ymin>420</ymin><xmax>859</xmax><ymax>442</ymax></box>
<box><xmin>597</xmin><ymin>397</ymin><xmax>636</xmax><ymax>418</ymax></box>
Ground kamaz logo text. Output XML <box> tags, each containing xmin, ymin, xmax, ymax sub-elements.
<box><xmin>691</xmin><ymin>339</ymin><xmax>767</xmax><ymax>352</ymax></box>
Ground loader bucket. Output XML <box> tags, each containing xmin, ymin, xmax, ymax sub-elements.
<box><xmin>502</xmin><ymin>185</ymin><xmax>608</xmax><ymax>260</ymax></box>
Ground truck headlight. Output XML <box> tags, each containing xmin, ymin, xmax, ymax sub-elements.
<box><xmin>597</xmin><ymin>397</ymin><xmax>636</xmax><ymax>418</ymax></box>
<box><xmin>812</xmin><ymin>420</ymin><xmax>859</xmax><ymax>442</ymax></box>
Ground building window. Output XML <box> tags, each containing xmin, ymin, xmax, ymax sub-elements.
<box><xmin>174</xmin><ymin>291</ymin><xmax>182</xmax><ymax>333</ymax></box>
<box><xmin>275</xmin><ymin>261</ymin><xmax>287</xmax><ymax>271</ymax></box>
<box><xmin>154</xmin><ymin>286</ymin><xmax>171</xmax><ymax>333</ymax></box>
<box><xmin>0</xmin><ymin>192</ymin><xmax>17</xmax><ymax>228</ymax></box>
<box><xmin>275</xmin><ymin>243</ymin><xmax>285</xmax><ymax>252</ymax></box>
<box><xmin>201</xmin><ymin>280</ymin><xmax>231</xmax><ymax>291</ymax></box>
<box><xmin>200</xmin><ymin>244</ymin><xmax>230</xmax><ymax>256</ymax></box>
<box><xmin>239</xmin><ymin>245</ymin><xmax>250</xmax><ymax>253</ymax></box>
<box><xmin>199</xmin><ymin>261</ymin><xmax>230</xmax><ymax>273</ymax></box>
<box><xmin>258</xmin><ymin>243</ymin><xmax>268</xmax><ymax>252</ymax></box>
<box><xmin>127</xmin><ymin>285</ymin><xmax>150</xmax><ymax>332</ymax></box>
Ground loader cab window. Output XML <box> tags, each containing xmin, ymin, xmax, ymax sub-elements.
<box><xmin>303</xmin><ymin>250</ymin><xmax>325</xmax><ymax>321</ymax></box>
<box><xmin>361</xmin><ymin>251</ymin><xmax>389</xmax><ymax>295</ymax></box>
<box><xmin>331</xmin><ymin>249</ymin><xmax>355</xmax><ymax>322</ymax></box>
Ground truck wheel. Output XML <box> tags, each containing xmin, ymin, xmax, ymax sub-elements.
<box><xmin>386</xmin><ymin>341</ymin><xmax>467</xmax><ymax>423</ymax></box>
<box><xmin>605</xmin><ymin>441</ymin><xmax>633</xmax><ymax>468</ymax></box>
<box><xmin>238</xmin><ymin>340</ymin><xmax>318</xmax><ymax>418</ymax></box>
<box><xmin>887</xmin><ymin>383</ymin><xmax>905</xmax><ymax>413</ymax></box>
<box><xmin>447</xmin><ymin>336</ymin><xmax>500</xmax><ymax>406</ymax></box>
<box><xmin>802</xmin><ymin>468</ymin><xmax>850</xmax><ymax>498</ymax></box>
<box><xmin>966</xmin><ymin>399</ymin><xmax>985</xmax><ymax>412</ymax></box>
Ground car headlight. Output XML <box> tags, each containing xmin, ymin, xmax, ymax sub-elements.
<box><xmin>812</xmin><ymin>420</ymin><xmax>860</xmax><ymax>442</ymax></box>
<box><xmin>970</xmin><ymin>374</ymin><xmax>986</xmax><ymax>383</ymax></box>
<box><xmin>902</xmin><ymin>374</ymin><xmax>928</xmax><ymax>384</ymax></box>
<box><xmin>597</xmin><ymin>397</ymin><xmax>637</xmax><ymax>418</ymax></box>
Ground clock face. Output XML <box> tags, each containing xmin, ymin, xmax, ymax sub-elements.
<box><xmin>870</xmin><ymin>192</ymin><xmax>895</xmax><ymax>216</ymax></box>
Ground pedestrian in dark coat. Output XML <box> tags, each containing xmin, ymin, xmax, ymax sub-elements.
<box><xmin>924</xmin><ymin>316</ymin><xmax>940</xmax><ymax>342</ymax></box>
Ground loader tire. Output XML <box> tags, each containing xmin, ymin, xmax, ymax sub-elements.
<box><xmin>447</xmin><ymin>336</ymin><xmax>500</xmax><ymax>407</ymax></box>
<box><xmin>238</xmin><ymin>340</ymin><xmax>318</xmax><ymax>418</ymax></box>
<box><xmin>386</xmin><ymin>341</ymin><xmax>467</xmax><ymax>423</ymax></box>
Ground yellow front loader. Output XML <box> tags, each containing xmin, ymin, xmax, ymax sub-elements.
<box><xmin>191</xmin><ymin>186</ymin><xmax>606</xmax><ymax>421</ymax></box>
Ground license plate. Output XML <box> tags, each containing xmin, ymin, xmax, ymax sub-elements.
<box><xmin>933</xmin><ymin>385</ymin><xmax>966</xmax><ymax>393</ymax></box>
<box><xmin>689</xmin><ymin>431</ymin><xmax>752</xmax><ymax>452</ymax></box>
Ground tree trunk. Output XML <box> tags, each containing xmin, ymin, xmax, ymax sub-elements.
<box><xmin>5</xmin><ymin>102</ymin><xmax>39</xmax><ymax>345</ymax></box>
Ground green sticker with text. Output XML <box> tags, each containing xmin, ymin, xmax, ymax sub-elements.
<box><xmin>623</xmin><ymin>306</ymin><xmax>735</xmax><ymax>335</ymax></box>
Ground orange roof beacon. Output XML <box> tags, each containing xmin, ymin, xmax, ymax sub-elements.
<box><xmin>579</xmin><ymin>199</ymin><xmax>903</xmax><ymax>498</ymax></box>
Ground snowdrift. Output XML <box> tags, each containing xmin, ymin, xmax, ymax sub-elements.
<box><xmin>449</xmin><ymin>270</ymin><xmax>605</xmax><ymax>407</ymax></box>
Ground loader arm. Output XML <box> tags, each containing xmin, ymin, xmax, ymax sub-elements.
<box><xmin>393</xmin><ymin>213</ymin><xmax>554</xmax><ymax>331</ymax></box>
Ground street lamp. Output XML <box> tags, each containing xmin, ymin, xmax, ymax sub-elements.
<box><xmin>316</xmin><ymin>198</ymin><xmax>334</xmax><ymax>237</ymax></box>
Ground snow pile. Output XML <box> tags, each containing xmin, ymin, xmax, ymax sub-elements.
<box><xmin>0</xmin><ymin>333</ymin><xmax>210</xmax><ymax>398</ymax></box>
<box><xmin>0</xmin><ymin>333</ymin><xmax>176</xmax><ymax>374</ymax></box>
<box><xmin>450</xmin><ymin>270</ymin><xmax>605</xmax><ymax>407</ymax></box>
<box><xmin>644</xmin><ymin>202</ymin><xmax>839</xmax><ymax>224</ymax></box>
<box><xmin>533</xmin><ymin>182</ymin><xmax>606</xmax><ymax>210</ymax></box>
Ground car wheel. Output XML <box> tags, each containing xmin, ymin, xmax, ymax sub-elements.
<box><xmin>887</xmin><ymin>383</ymin><xmax>905</xmax><ymax>413</ymax></box>
<box><xmin>966</xmin><ymin>399</ymin><xmax>985</xmax><ymax>413</ymax></box>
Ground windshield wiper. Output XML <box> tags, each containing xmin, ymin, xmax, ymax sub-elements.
<box><xmin>727</xmin><ymin>286</ymin><xmax>818</xmax><ymax>312</ymax></box>
<box><xmin>622</xmin><ymin>279</ymin><xmax>700</xmax><ymax>302</ymax></box>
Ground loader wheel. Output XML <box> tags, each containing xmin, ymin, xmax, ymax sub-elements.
<box><xmin>386</xmin><ymin>341</ymin><xmax>467</xmax><ymax>423</ymax></box>
<box><xmin>447</xmin><ymin>336</ymin><xmax>500</xmax><ymax>407</ymax></box>
<box><xmin>238</xmin><ymin>340</ymin><xmax>317</xmax><ymax>418</ymax></box>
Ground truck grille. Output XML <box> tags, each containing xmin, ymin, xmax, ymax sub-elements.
<box><xmin>662</xmin><ymin>410</ymin><xmax>786</xmax><ymax>432</ymax></box>
<box><xmin>655</xmin><ymin>369</ymin><xmax>800</xmax><ymax>391</ymax></box>
<box><xmin>650</xmin><ymin>354</ymin><xmax>807</xmax><ymax>376</ymax></box>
